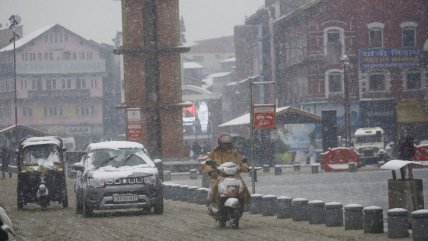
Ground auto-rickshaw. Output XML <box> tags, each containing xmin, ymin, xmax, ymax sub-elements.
<box><xmin>16</xmin><ymin>136</ymin><xmax>68</xmax><ymax>210</ymax></box>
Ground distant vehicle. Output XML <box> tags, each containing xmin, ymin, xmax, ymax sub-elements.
<box><xmin>353</xmin><ymin>127</ymin><xmax>387</xmax><ymax>165</ymax></box>
<box><xmin>73</xmin><ymin>141</ymin><xmax>163</xmax><ymax>217</ymax></box>
<box><xmin>16</xmin><ymin>136</ymin><xmax>68</xmax><ymax>210</ymax></box>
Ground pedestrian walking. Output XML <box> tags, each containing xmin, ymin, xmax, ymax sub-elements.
<box><xmin>1</xmin><ymin>146</ymin><xmax>12</xmax><ymax>179</ymax></box>
<box><xmin>398</xmin><ymin>134</ymin><xmax>416</xmax><ymax>161</ymax></box>
<box><xmin>201</xmin><ymin>141</ymin><xmax>211</xmax><ymax>155</ymax></box>
<box><xmin>192</xmin><ymin>141</ymin><xmax>202</xmax><ymax>160</ymax></box>
<box><xmin>184</xmin><ymin>141</ymin><xmax>191</xmax><ymax>158</ymax></box>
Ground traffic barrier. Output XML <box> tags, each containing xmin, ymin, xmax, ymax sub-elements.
<box><xmin>348</xmin><ymin>162</ymin><xmax>356</xmax><ymax>172</ymax></box>
<box><xmin>308</xmin><ymin>200</ymin><xmax>325</xmax><ymax>224</ymax></box>
<box><xmin>263</xmin><ymin>165</ymin><xmax>270</xmax><ymax>173</ymax></box>
<box><xmin>311</xmin><ymin>164</ymin><xmax>320</xmax><ymax>174</ymax></box>
<box><xmin>163</xmin><ymin>171</ymin><xmax>171</xmax><ymax>181</ymax></box>
<box><xmin>179</xmin><ymin>185</ymin><xmax>190</xmax><ymax>202</ymax></box>
<box><xmin>363</xmin><ymin>206</ymin><xmax>384</xmax><ymax>234</ymax></box>
<box><xmin>344</xmin><ymin>204</ymin><xmax>363</xmax><ymax>230</ymax></box>
<box><xmin>291</xmin><ymin>198</ymin><xmax>308</xmax><ymax>221</ymax></box>
<box><xmin>249</xmin><ymin>194</ymin><xmax>263</xmax><ymax>214</ymax></box>
<box><xmin>189</xmin><ymin>169</ymin><xmax>198</xmax><ymax>179</ymax></box>
<box><xmin>276</xmin><ymin>196</ymin><xmax>292</xmax><ymax>219</ymax></box>
<box><xmin>187</xmin><ymin>186</ymin><xmax>198</xmax><ymax>203</ymax></box>
<box><xmin>261</xmin><ymin>195</ymin><xmax>277</xmax><ymax>216</ymax></box>
<box><xmin>274</xmin><ymin>165</ymin><xmax>282</xmax><ymax>176</ymax></box>
<box><xmin>170</xmin><ymin>184</ymin><xmax>181</xmax><ymax>200</ymax></box>
<box><xmin>162</xmin><ymin>183</ymin><xmax>171</xmax><ymax>199</ymax></box>
<box><xmin>293</xmin><ymin>163</ymin><xmax>300</xmax><ymax>172</ymax></box>
<box><xmin>411</xmin><ymin>209</ymin><xmax>428</xmax><ymax>241</ymax></box>
<box><xmin>325</xmin><ymin>202</ymin><xmax>343</xmax><ymax>227</ymax></box>
<box><xmin>195</xmin><ymin>188</ymin><xmax>208</xmax><ymax>205</ymax></box>
<box><xmin>387</xmin><ymin>208</ymin><xmax>409</xmax><ymax>239</ymax></box>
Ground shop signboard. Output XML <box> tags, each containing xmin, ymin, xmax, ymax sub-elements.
<box><xmin>253</xmin><ymin>104</ymin><xmax>276</xmax><ymax>129</ymax></box>
<box><xmin>127</xmin><ymin>108</ymin><xmax>141</xmax><ymax>141</ymax></box>
<box><xmin>359</xmin><ymin>47</ymin><xmax>423</xmax><ymax>69</ymax></box>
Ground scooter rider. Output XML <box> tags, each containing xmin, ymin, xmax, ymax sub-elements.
<box><xmin>206</xmin><ymin>132</ymin><xmax>251</xmax><ymax>207</ymax></box>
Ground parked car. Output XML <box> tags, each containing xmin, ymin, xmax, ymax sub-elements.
<box><xmin>73</xmin><ymin>141</ymin><xmax>163</xmax><ymax>217</ymax></box>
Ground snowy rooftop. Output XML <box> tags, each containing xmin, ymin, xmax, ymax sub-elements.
<box><xmin>183</xmin><ymin>61</ymin><xmax>204</xmax><ymax>69</ymax></box>
<box><xmin>0</xmin><ymin>24</ymin><xmax>55</xmax><ymax>52</ymax></box>
<box><xmin>220</xmin><ymin>57</ymin><xmax>236</xmax><ymax>63</ymax></box>
<box><xmin>207</xmin><ymin>72</ymin><xmax>231</xmax><ymax>78</ymax></box>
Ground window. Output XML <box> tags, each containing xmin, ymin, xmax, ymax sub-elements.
<box><xmin>401</xmin><ymin>22</ymin><xmax>417</xmax><ymax>47</ymax></box>
<box><xmin>20</xmin><ymin>79</ymin><xmax>27</xmax><ymax>90</ymax></box>
<box><xmin>369</xmin><ymin>73</ymin><xmax>385</xmax><ymax>91</ymax></box>
<box><xmin>62</xmin><ymin>79</ymin><xmax>66</xmax><ymax>89</ymax></box>
<box><xmin>327</xmin><ymin>71</ymin><xmax>342</xmax><ymax>93</ymax></box>
<box><xmin>46</xmin><ymin>79</ymin><xmax>52</xmax><ymax>90</ymax></box>
<box><xmin>76</xmin><ymin>78</ymin><xmax>82</xmax><ymax>89</ymax></box>
<box><xmin>367</xmin><ymin>23</ymin><xmax>384</xmax><ymax>48</ymax></box>
<box><xmin>369</xmin><ymin>29</ymin><xmax>383</xmax><ymax>48</ymax></box>
<box><xmin>91</xmin><ymin>79</ymin><xmax>97</xmax><ymax>88</ymax></box>
<box><xmin>76</xmin><ymin>105</ymin><xmax>94</xmax><ymax>116</ymax></box>
<box><xmin>402</xmin><ymin>28</ymin><xmax>416</xmax><ymax>47</ymax></box>
<box><xmin>406</xmin><ymin>72</ymin><xmax>421</xmax><ymax>90</ymax></box>
<box><xmin>23</xmin><ymin>107</ymin><xmax>33</xmax><ymax>117</ymax></box>
<box><xmin>324</xmin><ymin>27</ymin><xmax>344</xmax><ymax>57</ymax></box>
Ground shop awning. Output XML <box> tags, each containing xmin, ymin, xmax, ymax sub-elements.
<box><xmin>218</xmin><ymin>106</ymin><xmax>321</xmax><ymax>127</ymax></box>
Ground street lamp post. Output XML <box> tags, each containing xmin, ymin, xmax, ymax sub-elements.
<box><xmin>9</xmin><ymin>15</ymin><xmax>21</xmax><ymax>127</ymax></box>
<box><xmin>341</xmin><ymin>55</ymin><xmax>351</xmax><ymax>147</ymax></box>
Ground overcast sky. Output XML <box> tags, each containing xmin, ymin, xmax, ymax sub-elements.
<box><xmin>0</xmin><ymin>0</ymin><xmax>264</xmax><ymax>44</ymax></box>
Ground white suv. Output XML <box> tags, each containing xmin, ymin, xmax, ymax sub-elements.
<box><xmin>73</xmin><ymin>141</ymin><xmax>163</xmax><ymax>217</ymax></box>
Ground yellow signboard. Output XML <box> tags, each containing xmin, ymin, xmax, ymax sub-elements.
<box><xmin>397</xmin><ymin>100</ymin><xmax>428</xmax><ymax>123</ymax></box>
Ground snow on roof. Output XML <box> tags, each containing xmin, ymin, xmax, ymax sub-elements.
<box><xmin>218</xmin><ymin>106</ymin><xmax>321</xmax><ymax>127</ymax></box>
<box><xmin>207</xmin><ymin>72</ymin><xmax>231</xmax><ymax>78</ymax></box>
<box><xmin>0</xmin><ymin>24</ymin><xmax>55</xmax><ymax>52</ymax></box>
<box><xmin>21</xmin><ymin>136</ymin><xmax>62</xmax><ymax>148</ymax></box>
<box><xmin>221</xmin><ymin>57</ymin><xmax>235</xmax><ymax>63</ymax></box>
<box><xmin>226</xmin><ymin>81</ymin><xmax>237</xmax><ymax>86</ymax></box>
<box><xmin>354</xmin><ymin>127</ymin><xmax>384</xmax><ymax>136</ymax></box>
<box><xmin>87</xmin><ymin>141</ymin><xmax>145</xmax><ymax>152</ymax></box>
<box><xmin>183</xmin><ymin>61</ymin><xmax>204</xmax><ymax>69</ymax></box>
<box><xmin>380</xmin><ymin>159</ymin><xmax>423</xmax><ymax>170</ymax></box>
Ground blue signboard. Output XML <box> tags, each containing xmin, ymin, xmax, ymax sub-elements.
<box><xmin>359</xmin><ymin>48</ymin><xmax>423</xmax><ymax>69</ymax></box>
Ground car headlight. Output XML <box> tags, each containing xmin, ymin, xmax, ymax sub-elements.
<box><xmin>88</xmin><ymin>177</ymin><xmax>106</xmax><ymax>188</ymax></box>
<box><xmin>143</xmin><ymin>175</ymin><xmax>156</xmax><ymax>185</ymax></box>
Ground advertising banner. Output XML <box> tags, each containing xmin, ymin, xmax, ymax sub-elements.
<box><xmin>359</xmin><ymin>47</ymin><xmax>423</xmax><ymax>69</ymax></box>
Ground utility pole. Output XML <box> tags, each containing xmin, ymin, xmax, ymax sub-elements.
<box><xmin>341</xmin><ymin>55</ymin><xmax>351</xmax><ymax>147</ymax></box>
<box><xmin>9</xmin><ymin>15</ymin><xmax>21</xmax><ymax>127</ymax></box>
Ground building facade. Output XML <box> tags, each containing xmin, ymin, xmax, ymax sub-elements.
<box><xmin>0</xmin><ymin>24</ymin><xmax>115</xmax><ymax>149</ymax></box>
<box><xmin>271</xmin><ymin>0</ymin><xmax>428</xmax><ymax>142</ymax></box>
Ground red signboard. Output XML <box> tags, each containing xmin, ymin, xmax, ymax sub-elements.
<box><xmin>127</xmin><ymin>108</ymin><xmax>142</xmax><ymax>141</ymax></box>
<box><xmin>253</xmin><ymin>105</ymin><xmax>276</xmax><ymax>129</ymax></box>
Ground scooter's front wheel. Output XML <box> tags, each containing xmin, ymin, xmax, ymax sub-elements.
<box><xmin>230</xmin><ymin>209</ymin><xmax>241</xmax><ymax>229</ymax></box>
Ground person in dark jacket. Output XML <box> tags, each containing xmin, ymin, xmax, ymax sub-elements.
<box><xmin>398</xmin><ymin>135</ymin><xmax>416</xmax><ymax>160</ymax></box>
<box><xmin>1</xmin><ymin>146</ymin><xmax>12</xmax><ymax>179</ymax></box>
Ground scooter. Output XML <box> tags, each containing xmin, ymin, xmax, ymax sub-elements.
<box><xmin>205</xmin><ymin>160</ymin><xmax>246</xmax><ymax>229</ymax></box>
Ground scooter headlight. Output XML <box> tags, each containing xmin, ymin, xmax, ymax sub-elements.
<box><xmin>88</xmin><ymin>177</ymin><xmax>106</xmax><ymax>188</ymax></box>
<box><xmin>143</xmin><ymin>175</ymin><xmax>156</xmax><ymax>185</ymax></box>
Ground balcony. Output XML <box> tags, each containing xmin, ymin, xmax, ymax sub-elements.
<box><xmin>17</xmin><ymin>60</ymin><xmax>106</xmax><ymax>74</ymax></box>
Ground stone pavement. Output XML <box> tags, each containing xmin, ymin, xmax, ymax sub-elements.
<box><xmin>166</xmin><ymin>166</ymin><xmax>428</xmax><ymax>213</ymax></box>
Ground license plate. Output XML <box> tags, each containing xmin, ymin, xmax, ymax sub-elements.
<box><xmin>113</xmin><ymin>195</ymin><xmax>138</xmax><ymax>202</ymax></box>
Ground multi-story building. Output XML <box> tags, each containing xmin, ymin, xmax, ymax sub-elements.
<box><xmin>0</xmin><ymin>24</ymin><xmax>113</xmax><ymax>149</ymax></box>
<box><xmin>184</xmin><ymin>36</ymin><xmax>235</xmax><ymax>76</ymax></box>
<box><xmin>271</xmin><ymin>0</ymin><xmax>428</xmax><ymax>142</ymax></box>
